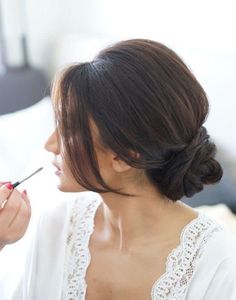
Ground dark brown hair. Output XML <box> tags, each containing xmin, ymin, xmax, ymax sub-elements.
<box><xmin>52</xmin><ymin>39</ymin><xmax>223</xmax><ymax>201</ymax></box>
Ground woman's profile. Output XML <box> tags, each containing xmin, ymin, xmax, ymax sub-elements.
<box><xmin>12</xmin><ymin>39</ymin><xmax>236</xmax><ymax>299</ymax></box>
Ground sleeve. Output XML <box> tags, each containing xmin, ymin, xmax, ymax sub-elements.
<box><xmin>202</xmin><ymin>257</ymin><xmax>236</xmax><ymax>300</ymax></box>
<box><xmin>10</xmin><ymin>198</ymin><xmax>74</xmax><ymax>300</ymax></box>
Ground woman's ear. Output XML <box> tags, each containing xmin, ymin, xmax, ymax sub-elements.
<box><xmin>111</xmin><ymin>154</ymin><xmax>132</xmax><ymax>173</ymax></box>
<box><xmin>111</xmin><ymin>151</ymin><xmax>140</xmax><ymax>173</ymax></box>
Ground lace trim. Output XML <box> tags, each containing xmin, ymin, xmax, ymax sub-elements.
<box><xmin>62</xmin><ymin>194</ymin><xmax>101</xmax><ymax>300</ymax></box>
<box><xmin>63</xmin><ymin>196</ymin><xmax>224</xmax><ymax>300</ymax></box>
<box><xmin>151</xmin><ymin>213</ymin><xmax>223</xmax><ymax>300</ymax></box>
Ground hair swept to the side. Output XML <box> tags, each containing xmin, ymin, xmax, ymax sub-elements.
<box><xmin>51</xmin><ymin>39</ymin><xmax>223</xmax><ymax>201</ymax></box>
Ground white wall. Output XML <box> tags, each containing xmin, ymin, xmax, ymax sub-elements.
<box><xmin>2</xmin><ymin>0</ymin><xmax>236</xmax><ymax>73</ymax></box>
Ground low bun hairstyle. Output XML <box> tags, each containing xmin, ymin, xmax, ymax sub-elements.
<box><xmin>53</xmin><ymin>39</ymin><xmax>223</xmax><ymax>201</ymax></box>
<box><xmin>148</xmin><ymin>126</ymin><xmax>222</xmax><ymax>200</ymax></box>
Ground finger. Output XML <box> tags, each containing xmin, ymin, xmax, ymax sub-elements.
<box><xmin>0</xmin><ymin>181</ymin><xmax>10</xmax><ymax>188</ymax></box>
<box><xmin>0</xmin><ymin>183</ymin><xmax>14</xmax><ymax>208</ymax></box>
<box><xmin>0</xmin><ymin>189</ymin><xmax>22</xmax><ymax>226</ymax></box>
<box><xmin>21</xmin><ymin>190</ymin><xmax>31</xmax><ymax>215</ymax></box>
<box><xmin>7</xmin><ymin>195</ymin><xmax>31</xmax><ymax>243</ymax></box>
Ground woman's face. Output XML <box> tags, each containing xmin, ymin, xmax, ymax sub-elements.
<box><xmin>44</xmin><ymin>129</ymin><xmax>87</xmax><ymax>192</ymax></box>
<box><xmin>45</xmin><ymin>120</ymin><xmax>137</xmax><ymax>193</ymax></box>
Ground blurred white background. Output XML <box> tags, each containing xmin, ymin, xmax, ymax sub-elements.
<box><xmin>0</xmin><ymin>0</ymin><xmax>236</xmax><ymax>298</ymax></box>
<box><xmin>0</xmin><ymin>0</ymin><xmax>235</xmax><ymax>171</ymax></box>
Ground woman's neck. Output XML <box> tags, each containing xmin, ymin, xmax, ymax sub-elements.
<box><xmin>99</xmin><ymin>181</ymin><xmax>182</xmax><ymax>252</ymax></box>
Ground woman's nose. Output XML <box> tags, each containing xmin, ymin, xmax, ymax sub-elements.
<box><xmin>44</xmin><ymin>130</ymin><xmax>60</xmax><ymax>154</ymax></box>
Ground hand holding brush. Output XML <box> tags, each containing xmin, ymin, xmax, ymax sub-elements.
<box><xmin>0</xmin><ymin>167</ymin><xmax>43</xmax><ymax>251</ymax></box>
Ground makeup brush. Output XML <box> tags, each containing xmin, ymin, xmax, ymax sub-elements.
<box><xmin>12</xmin><ymin>167</ymin><xmax>43</xmax><ymax>188</ymax></box>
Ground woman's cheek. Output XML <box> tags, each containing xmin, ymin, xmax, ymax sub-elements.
<box><xmin>59</xmin><ymin>166</ymin><xmax>87</xmax><ymax>192</ymax></box>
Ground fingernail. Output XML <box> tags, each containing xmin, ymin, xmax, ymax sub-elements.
<box><xmin>0</xmin><ymin>181</ymin><xmax>10</xmax><ymax>184</ymax></box>
<box><xmin>5</xmin><ymin>183</ymin><xmax>13</xmax><ymax>190</ymax></box>
<box><xmin>22</xmin><ymin>189</ymin><xmax>27</xmax><ymax>196</ymax></box>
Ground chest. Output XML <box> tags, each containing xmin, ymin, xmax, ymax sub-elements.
<box><xmin>63</xmin><ymin>199</ymin><xmax>211</xmax><ymax>300</ymax></box>
<box><xmin>85</xmin><ymin>238</ymin><xmax>177</xmax><ymax>300</ymax></box>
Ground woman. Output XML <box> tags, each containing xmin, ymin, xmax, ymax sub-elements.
<box><xmin>13</xmin><ymin>39</ymin><xmax>236</xmax><ymax>299</ymax></box>
<box><xmin>0</xmin><ymin>182</ymin><xmax>30</xmax><ymax>251</ymax></box>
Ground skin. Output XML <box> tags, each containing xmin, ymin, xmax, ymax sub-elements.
<box><xmin>0</xmin><ymin>183</ymin><xmax>31</xmax><ymax>251</ymax></box>
<box><xmin>45</xmin><ymin>122</ymin><xmax>199</xmax><ymax>299</ymax></box>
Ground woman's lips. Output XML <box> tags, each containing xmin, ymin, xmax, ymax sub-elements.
<box><xmin>55</xmin><ymin>169</ymin><xmax>62</xmax><ymax>176</ymax></box>
<box><xmin>52</xmin><ymin>163</ymin><xmax>62</xmax><ymax>175</ymax></box>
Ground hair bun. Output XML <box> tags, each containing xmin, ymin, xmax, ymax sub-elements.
<box><xmin>148</xmin><ymin>127</ymin><xmax>223</xmax><ymax>200</ymax></box>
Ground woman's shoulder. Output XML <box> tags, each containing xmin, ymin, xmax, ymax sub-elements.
<box><xmin>196</xmin><ymin>208</ymin><xmax>236</xmax><ymax>259</ymax></box>
<box><xmin>186</xmin><ymin>214</ymin><xmax>236</xmax><ymax>299</ymax></box>
<box><xmin>202</xmin><ymin>221</ymin><xmax>236</xmax><ymax>259</ymax></box>
<box><xmin>188</xmin><ymin>211</ymin><xmax>236</xmax><ymax>284</ymax></box>
<box><xmin>195</xmin><ymin>209</ymin><xmax>236</xmax><ymax>259</ymax></box>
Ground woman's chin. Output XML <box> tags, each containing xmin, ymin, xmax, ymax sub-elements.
<box><xmin>56</xmin><ymin>180</ymin><xmax>87</xmax><ymax>193</ymax></box>
<box><xmin>53</xmin><ymin>170</ymin><xmax>88</xmax><ymax>192</ymax></box>
<box><xmin>56</xmin><ymin>183</ymin><xmax>67</xmax><ymax>192</ymax></box>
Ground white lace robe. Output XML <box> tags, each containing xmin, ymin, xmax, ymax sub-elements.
<box><xmin>11</xmin><ymin>191</ymin><xmax>236</xmax><ymax>300</ymax></box>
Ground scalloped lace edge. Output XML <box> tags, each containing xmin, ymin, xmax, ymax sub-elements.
<box><xmin>62</xmin><ymin>197</ymin><xmax>223</xmax><ymax>300</ymax></box>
